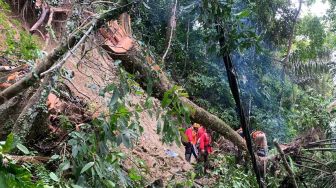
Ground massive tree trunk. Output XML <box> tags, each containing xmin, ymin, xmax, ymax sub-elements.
<box><xmin>100</xmin><ymin>17</ymin><xmax>247</xmax><ymax>151</ymax></box>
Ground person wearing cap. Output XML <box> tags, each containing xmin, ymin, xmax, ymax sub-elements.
<box><xmin>184</xmin><ymin>123</ymin><xmax>200</xmax><ymax>162</ymax></box>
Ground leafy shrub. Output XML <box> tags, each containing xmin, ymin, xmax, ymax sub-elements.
<box><xmin>0</xmin><ymin>133</ymin><xmax>46</xmax><ymax>188</ymax></box>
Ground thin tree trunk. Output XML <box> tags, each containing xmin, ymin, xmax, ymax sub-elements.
<box><xmin>0</xmin><ymin>2</ymin><xmax>136</xmax><ymax>105</ymax></box>
<box><xmin>162</xmin><ymin>0</ymin><xmax>178</xmax><ymax>62</ymax></box>
<box><xmin>274</xmin><ymin>140</ymin><xmax>298</xmax><ymax>188</ymax></box>
<box><xmin>283</xmin><ymin>0</ymin><xmax>303</xmax><ymax>65</ymax></box>
<box><xmin>216</xmin><ymin>22</ymin><xmax>263</xmax><ymax>188</ymax></box>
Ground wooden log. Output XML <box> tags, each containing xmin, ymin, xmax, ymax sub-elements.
<box><xmin>100</xmin><ymin>15</ymin><xmax>247</xmax><ymax>151</ymax></box>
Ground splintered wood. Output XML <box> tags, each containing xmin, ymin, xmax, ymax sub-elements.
<box><xmin>99</xmin><ymin>13</ymin><xmax>134</xmax><ymax>54</ymax></box>
<box><xmin>99</xmin><ymin>13</ymin><xmax>161</xmax><ymax>72</ymax></box>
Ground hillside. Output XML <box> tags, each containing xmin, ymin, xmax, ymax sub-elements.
<box><xmin>0</xmin><ymin>2</ymin><xmax>193</xmax><ymax>184</ymax></box>
<box><xmin>1</xmin><ymin>0</ymin><xmax>336</xmax><ymax>187</ymax></box>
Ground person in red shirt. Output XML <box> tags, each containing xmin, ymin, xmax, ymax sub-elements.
<box><xmin>197</xmin><ymin>126</ymin><xmax>205</xmax><ymax>141</ymax></box>
<box><xmin>184</xmin><ymin>123</ymin><xmax>200</xmax><ymax>162</ymax></box>
<box><xmin>197</xmin><ymin>126</ymin><xmax>212</xmax><ymax>173</ymax></box>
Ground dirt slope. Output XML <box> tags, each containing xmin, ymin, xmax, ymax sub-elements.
<box><xmin>59</xmin><ymin>47</ymin><xmax>192</xmax><ymax>185</ymax></box>
<box><xmin>0</xmin><ymin>3</ymin><xmax>192</xmax><ymax>185</ymax></box>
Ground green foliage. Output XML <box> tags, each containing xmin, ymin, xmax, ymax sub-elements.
<box><xmin>0</xmin><ymin>0</ymin><xmax>40</xmax><ymax>62</ymax></box>
<box><xmin>293</xmin><ymin>15</ymin><xmax>328</xmax><ymax>61</ymax></box>
<box><xmin>4</xmin><ymin>31</ymin><xmax>40</xmax><ymax>61</ymax></box>
<box><xmin>47</xmin><ymin>67</ymin><xmax>147</xmax><ymax>187</ymax></box>
<box><xmin>298</xmin><ymin>151</ymin><xmax>336</xmax><ymax>187</ymax></box>
<box><xmin>158</xmin><ymin>85</ymin><xmax>191</xmax><ymax>143</ymax></box>
<box><xmin>210</xmin><ymin>154</ymin><xmax>259</xmax><ymax>187</ymax></box>
<box><xmin>200</xmin><ymin>0</ymin><xmax>261</xmax><ymax>54</ymax></box>
<box><xmin>286</xmin><ymin>88</ymin><xmax>333</xmax><ymax>133</ymax></box>
<box><xmin>0</xmin><ymin>134</ymin><xmax>45</xmax><ymax>188</ymax></box>
<box><xmin>0</xmin><ymin>0</ymin><xmax>9</xmax><ymax>11</ymax></box>
<box><xmin>167</xmin><ymin>171</ymin><xmax>196</xmax><ymax>188</ymax></box>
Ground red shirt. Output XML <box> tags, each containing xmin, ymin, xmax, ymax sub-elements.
<box><xmin>199</xmin><ymin>132</ymin><xmax>212</xmax><ymax>153</ymax></box>
<box><xmin>197</xmin><ymin>126</ymin><xmax>205</xmax><ymax>140</ymax></box>
<box><xmin>185</xmin><ymin>127</ymin><xmax>197</xmax><ymax>144</ymax></box>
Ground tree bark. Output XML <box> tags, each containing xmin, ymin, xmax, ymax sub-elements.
<box><xmin>12</xmin><ymin>75</ymin><xmax>52</xmax><ymax>141</ymax></box>
<box><xmin>29</xmin><ymin>2</ymin><xmax>50</xmax><ymax>37</ymax></box>
<box><xmin>0</xmin><ymin>89</ymin><xmax>36</xmax><ymax>140</ymax></box>
<box><xmin>283</xmin><ymin>0</ymin><xmax>303</xmax><ymax>65</ymax></box>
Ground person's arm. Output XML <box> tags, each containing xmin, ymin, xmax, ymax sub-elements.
<box><xmin>199</xmin><ymin>136</ymin><xmax>205</xmax><ymax>153</ymax></box>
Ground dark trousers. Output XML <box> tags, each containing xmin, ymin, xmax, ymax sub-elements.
<box><xmin>199</xmin><ymin>151</ymin><xmax>209</xmax><ymax>173</ymax></box>
<box><xmin>185</xmin><ymin>142</ymin><xmax>197</xmax><ymax>162</ymax></box>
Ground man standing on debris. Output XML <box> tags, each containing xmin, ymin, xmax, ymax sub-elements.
<box><xmin>237</xmin><ymin>128</ymin><xmax>268</xmax><ymax>157</ymax></box>
<box><xmin>183</xmin><ymin>123</ymin><xmax>200</xmax><ymax>162</ymax></box>
<box><xmin>251</xmin><ymin>130</ymin><xmax>268</xmax><ymax>157</ymax></box>
<box><xmin>197</xmin><ymin>126</ymin><xmax>213</xmax><ymax>173</ymax></box>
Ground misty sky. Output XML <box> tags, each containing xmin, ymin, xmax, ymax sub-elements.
<box><xmin>298</xmin><ymin>0</ymin><xmax>330</xmax><ymax>17</ymax></box>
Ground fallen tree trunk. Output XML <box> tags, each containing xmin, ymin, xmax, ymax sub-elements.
<box><xmin>100</xmin><ymin>16</ymin><xmax>247</xmax><ymax>151</ymax></box>
<box><xmin>12</xmin><ymin>75</ymin><xmax>52</xmax><ymax>141</ymax></box>
<box><xmin>110</xmin><ymin>50</ymin><xmax>246</xmax><ymax>151</ymax></box>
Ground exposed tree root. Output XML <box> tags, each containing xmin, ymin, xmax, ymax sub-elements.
<box><xmin>44</xmin><ymin>7</ymin><xmax>55</xmax><ymax>49</ymax></box>
<box><xmin>29</xmin><ymin>2</ymin><xmax>49</xmax><ymax>39</ymax></box>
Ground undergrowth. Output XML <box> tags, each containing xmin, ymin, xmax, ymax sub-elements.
<box><xmin>0</xmin><ymin>0</ymin><xmax>40</xmax><ymax>63</ymax></box>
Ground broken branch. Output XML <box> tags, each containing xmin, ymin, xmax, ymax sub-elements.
<box><xmin>40</xmin><ymin>20</ymin><xmax>95</xmax><ymax>76</ymax></box>
<box><xmin>274</xmin><ymin>140</ymin><xmax>298</xmax><ymax>188</ymax></box>
<box><xmin>162</xmin><ymin>0</ymin><xmax>177</xmax><ymax>62</ymax></box>
<box><xmin>30</xmin><ymin>3</ymin><xmax>50</xmax><ymax>37</ymax></box>
<box><xmin>3</xmin><ymin>154</ymin><xmax>50</xmax><ymax>164</ymax></box>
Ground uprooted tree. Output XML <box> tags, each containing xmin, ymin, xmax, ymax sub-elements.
<box><xmin>0</xmin><ymin>2</ymin><xmax>247</xmax><ymax>150</ymax></box>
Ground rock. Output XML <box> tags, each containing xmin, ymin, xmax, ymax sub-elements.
<box><xmin>182</xmin><ymin>163</ymin><xmax>191</xmax><ymax>172</ymax></box>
